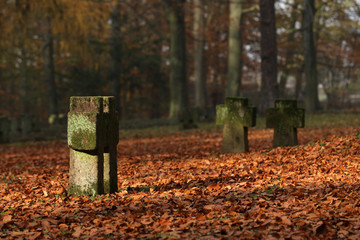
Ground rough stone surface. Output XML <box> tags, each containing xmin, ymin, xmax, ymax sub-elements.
<box><xmin>216</xmin><ymin>97</ymin><xmax>256</xmax><ymax>153</ymax></box>
<box><xmin>68</xmin><ymin>96</ymin><xmax>118</xmax><ymax>196</ymax></box>
<box><xmin>266</xmin><ymin>99</ymin><xmax>305</xmax><ymax>147</ymax></box>
<box><xmin>69</xmin><ymin>149</ymin><xmax>101</xmax><ymax>196</ymax></box>
<box><xmin>68</xmin><ymin>112</ymin><xmax>98</xmax><ymax>150</ymax></box>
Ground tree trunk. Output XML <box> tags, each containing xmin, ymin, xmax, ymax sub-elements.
<box><xmin>279</xmin><ymin>71</ymin><xmax>289</xmax><ymax>98</ymax></box>
<box><xmin>109</xmin><ymin>3</ymin><xmax>122</xmax><ymax>118</ymax></box>
<box><xmin>166</xmin><ymin>0</ymin><xmax>188</xmax><ymax>121</ymax></box>
<box><xmin>303</xmin><ymin>0</ymin><xmax>320</xmax><ymax>112</ymax></box>
<box><xmin>280</xmin><ymin>1</ymin><xmax>299</xmax><ymax>98</ymax></box>
<box><xmin>193</xmin><ymin>0</ymin><xmax>207</xmax><ymax>110</ymax></box>
<box><xmin>20</xmin><ymin>48</ymin><xmax>29</xmax><ymax>116</ymax></box>
<box><xmin>226</xmin><ymin>0</ymin><xmax>243</xmax><ymax>97</ymax></box>
<box><xmin>42</xmin><ymin>17</ymin><xmax>58</xmax><ymax>117</ymax></box>
<box><xmin>259</xmin><ymin>0</ymin><xmax>279</xmax><ymax>114</ymax></box>
<box><xmin>295</xmin><ymin>66</ymin><xmax>304</xmax><ymax>99</ymax></box>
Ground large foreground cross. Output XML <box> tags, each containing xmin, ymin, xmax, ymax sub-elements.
<box><xmin>216</xmin><ymin>97</ymin><xmax>256</xmax><ymax>153</ymax></box>
<box><xmin>266</xmin><ymin>99</ymin><xmax>305</xmax><ymax>147</ymax></box>
<box><xmin>68</xmin><ymin>96</ymin><xmax>119</xmax><ymax>196</ymax></box>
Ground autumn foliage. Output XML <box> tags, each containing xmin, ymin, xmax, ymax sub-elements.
<box><xmin>1</xmin><ymin>126</ymin><xmax>360</xmax><ymax>239</ymax></box>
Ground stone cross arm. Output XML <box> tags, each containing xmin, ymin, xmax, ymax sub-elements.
<box><xmin>216</xmin><ymin>97</ymin><xmax>256</xmax><ymax>127</ymax></box>
<box><xmin>266</xmin><ymin>108</ymin><xmax>305</xmax><ymax>129</ymax></box>
<box><xmin>265</xmin><ymin>99</ymin><xmax>305</xmax><ymax>148</ymax></box>
<box><xmin>68</xmin><ymin>96</ymin><xmax>118</xmax><ymax>151</ymax></box>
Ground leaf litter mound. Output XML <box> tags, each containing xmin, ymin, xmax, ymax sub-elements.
<box><xmin>0</xmin><ymin>126</ymin><xmax>360</xmax><ymax>239</ymax></box>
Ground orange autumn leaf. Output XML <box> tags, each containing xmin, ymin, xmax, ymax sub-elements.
<box><xmin>2</xmin><ymin>215</ymin><xmax>12</xmax><ymax>224</ymax></box>
<box><xmin>0</xmin><ymin>126</ymin><xmax>359</xmax><ymax>239</ymax></box>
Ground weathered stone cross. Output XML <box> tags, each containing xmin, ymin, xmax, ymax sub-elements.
<box><xmin>216</xmin><ymin>97</ymin><xmax>256</xmax><ymax>153</ymax></box>
<box><xmin>266</xmin><ymin>99</ymin><xmax>305</xmax><ymax>147</ymax></box>
<box><xmin>68</xmin><ymin>96</ymin><xmax>119</xmax><ymax>196</ymax></box>
<box><xmin>0</xmin><ymin>116</ymin><xmax>10</xmax><ymax>143</ymax></box>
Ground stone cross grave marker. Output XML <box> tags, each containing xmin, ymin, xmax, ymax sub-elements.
<box><xmin>68</xmin><ymin>96</ymin><xmax>119</xmax><ymax>196</ymax></box>
<box><xmin>266</xmin><ymin>99</ymin><xmax>305</xmax><ymax>147</ymax></box>
<box><xmin>0</xmin><ymin>116</ymin><xmax>10</xmax><ymax>143</ymax></box>
<box><xmin>216</xmin><ymin>97</ymin><xmax>256</xmax><ymax>153</ymax></box>
<box><xmin>10</xmin><ymin>118</ymin><xmax>18</xmax><ymax>142</ymax></box>
<box><xmin>20</xmin><ymin>115</ymin><xmax>31</xmax><ymax>139</ymax></box>
<box><xmin>179</xmin><ymin>107</ymin><xmax>198</xmax><ymax>130</ymax></box>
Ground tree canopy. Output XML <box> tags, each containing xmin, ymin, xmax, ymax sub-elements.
<box><xmin>0</xmin><ymin>0</ymin><xmax>359</xmax><ymax>119</ymax></box>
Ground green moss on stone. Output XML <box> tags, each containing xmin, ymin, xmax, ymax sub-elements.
<box><xmin>68</xmin><ymin>96</ymin><xmax>119</xmax><ymax>196</ymax></box>
<box><xmin>216</xmin><ymin>97</ymin><xmax>256</xmax><ymax>153</ymax></box>
<box><xmin>266</xmin><ymin>102</ymin><xmax>305</xmax><ymax>129</ymax></box>
<box><xmin>102</xmin><ymin>96</ymin><xmax>115</xmax><ymax>113</ymax></box>
<box><xmin>68</xmin><ymin>112</ymin><xmax>98</xmax><ymax>150</ymax></box>
<box><xmin>266</xmin><ymin>99</ymin><xmax>305</xmax><ymax>147</ymax></box>
<box><xmin>70</xmin><ymin>96</ymin><xmax>103</xmax><ymax>113</ymax></box>
<box><xmin>69</xmin><ymin>149</ymin><xmax>100</xmax><ymax>195</ymax></box>
<box><xmin>218</xmin><ymin>97</ymin><xmax>256</xmax><ymax>126</ymax></box>
<box><xmin>70</xmin><ymin>129</ymin><xmax>97</xmax><ymax>150</ymax></box>
<box><xmin>68</xmin><ymin>182</ymin><xmax>99</xmax><ymax>196</ymax></box>
<box><xmin>103</xmin><ymin>180</ymin><xmax>110</xmax><ymax>194</ymax></box>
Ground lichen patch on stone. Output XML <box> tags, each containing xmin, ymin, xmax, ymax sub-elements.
<box><xmin>68</xmin><ymin>113</ymin><xmax>98</xmax><ymax>150</ymax></box>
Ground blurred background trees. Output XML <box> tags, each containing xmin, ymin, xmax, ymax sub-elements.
<box><xmin>0</xmin><ymin>0</ymin><xmax>359</xmax><ymax>124</ymax></box>
<box><xmin>259</xmin><ymin>0</ymin><xmax>279</xmax><ymax>114</ymax></box>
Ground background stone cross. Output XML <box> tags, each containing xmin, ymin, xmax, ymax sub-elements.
<box><xmin>216</xmin><ymin>97</ymin><xmax>256</xmax><ymax>153</ymax></box>
<box><xmin>68</xmin><ymin>96</ymin><xmax>119</xmax><ymax>196</ymax></box>
<box><xmin>0</xmin><ymin>116</ymin><xmax>10</xmax><ymax>143</ymax></box>
<box><xmin>266</xmin><ymin>99</ymin><xmax>305</xmax><ymax>147</ymax></box>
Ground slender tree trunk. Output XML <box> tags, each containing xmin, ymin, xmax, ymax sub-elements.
<box><xmin>20</xmin><ymin>48</ymin><xmax>29</xmax><ymax>116</ymax></box>
<box><xmin>109</xmin><ymin>3</ymin><xmax>122</xmax><ymax>117</ymax></box>
<box><xmin>42</xmin><ymin>17</ymin><xmax>58</xmax><ymax>117</ymax></box>
<box><xmin>193</xmin><ymin>0</ymin><xmax>207</xmax><ymax>110</ymax></box>
<box><xmin>295</xmin><ymin>67</ymin><xmax>304</xmax><ymax>99</ymax></box>
<box><xmin>259</xmin><ymin>0</ymin><xmax>279</xmax><ymax>114</ymax></box>
<box><xmin>226</xmin><ymin>0</ymin><xmax>243</xmax><ymax>97</ymax></box>
<box><xmin>303</xmin><ymin>0</ymin><xmax>320</xmax><ymax>112</ymax></box>
<box><xmin>166</xmin><ymin>0</ymin><xmax>188</xmax><ymax>121</ymax></box>
<box><xmin>279</xmin><ymin>71</ymin><xmax>289</xmax><ymax>98</ymax></box>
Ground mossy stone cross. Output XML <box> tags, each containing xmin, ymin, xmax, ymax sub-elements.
<box><xmin>216</xmin><ymin>97</ymin><xmax>256</xmax><ymax>153</ymax></box>
<box><xmin>266</xmin><ymin>99</ymin><xmax>305</xmax><ymax>147</ymax></box>
<box><xmin>68</xmin><ymin>96</ymin><xmax>119</xmax><ymax>196</ymax></box>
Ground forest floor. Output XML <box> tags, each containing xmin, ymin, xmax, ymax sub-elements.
<box><xmin>1</xmin><ymin>114</ymin><xmax>360</xmax><ymax>239</ymax></box>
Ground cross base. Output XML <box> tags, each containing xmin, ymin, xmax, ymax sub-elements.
<box><xmin>222</xmin><ymin>123</ymin><xmax>249</xmax><ymax>153</ymax></box>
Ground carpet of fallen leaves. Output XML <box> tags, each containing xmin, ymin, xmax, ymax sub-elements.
<box><xmin>1</xmin><ymin>126</ymin><xmax>360</xmax><ymax>239</ymax></box>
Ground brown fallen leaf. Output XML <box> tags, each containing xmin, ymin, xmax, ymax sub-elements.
<box><xmin>72</xmin><ymin>226</ymin><xmax>82</xmax><ymax>238</ymax></box>
<box><xmin>196</xmin><ymin>214</ymin><xmax>207</xmax><ymax>221</ymax></box>
<box><xmin>27</xmin><ymin>232</ymin><xmax>42</xmax><ymax>240</ymax></box>
<box><xmin>0</xmin><ymin>127</ymin><xmax>359</xmax><ymax>239</ymax></box>
<box><xmin>42</xmin><ymin>189</ymin><xmax>48</xmax><ymax>197</ymax></box>
<box><xmin>27</xmin><ymin>222</ymin><xmax>39</xmax><ymax>228</ymax></box>
<box><xmin>59</xmin><ymin>223</ymin><xmax>68</xmax><ymax>230</ymax></box>
<box><xmin>41</xmin><ymin>220</ymin><xmax>51</xmax><ymax>230</ymax></box>
<box><xmin>281</xmin><ymin>216</ymin><xmax>292</xmax><ymax>225</ymax></box>
<box><xmin>2</xmin><ymin>215</ymin><xmax>12</xmax><ymax>224</ymax></box>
